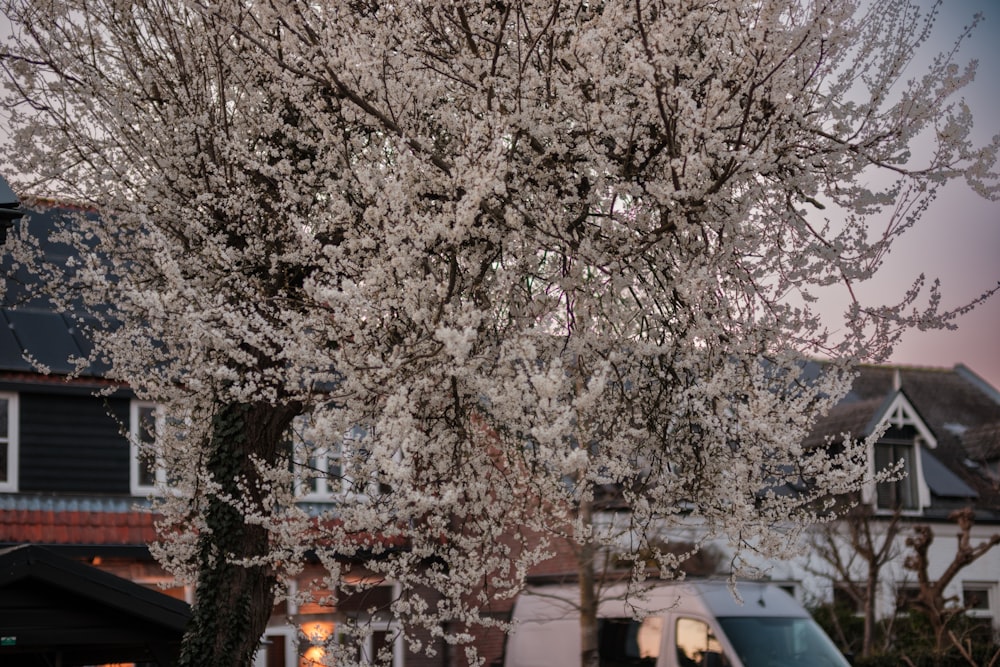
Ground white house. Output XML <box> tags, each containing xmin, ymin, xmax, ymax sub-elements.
<box><xmin>757</xmin><ymin>364</ymin><xmax>1000</xmax><ymax>633</ymax></box>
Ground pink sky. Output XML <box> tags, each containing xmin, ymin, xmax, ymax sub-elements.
<box><xmin>868</xmin><ymin>1</ymin><xmax>1000</xmax><ymax>389</ymax></box>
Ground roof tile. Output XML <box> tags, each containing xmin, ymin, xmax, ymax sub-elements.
<box><xmin>0</xmin><ymin>508</ymin><xmax>158</xmax><ymax>545</ymax></box>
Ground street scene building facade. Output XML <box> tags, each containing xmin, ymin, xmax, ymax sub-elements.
<box><xmin>1</xmin><ymin>206</ymin><xmax>998</xmax><ymax>666</ymax></box>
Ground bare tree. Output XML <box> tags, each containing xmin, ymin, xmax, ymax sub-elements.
<box><xmin>904</xmin><ymin>508</ymin><xmax>1000</xmax><ymax>657</ymax></box>
<box><xmin>810</xmin><ymin>505</ymin><xmax>903</xmax><ymax>658</ymax></box>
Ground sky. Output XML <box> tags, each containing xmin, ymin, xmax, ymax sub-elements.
<box><xmin>0</xmin><ymin>2</ymin><xmax>998</xmax><ymax>388</ymax></box>
<box><xmin>858</xmin><ymin>0</ymin><xmax>1000</xmax><ymax>388</ymax></box>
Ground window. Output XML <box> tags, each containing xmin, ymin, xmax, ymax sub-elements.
<box><xmin>875</xmin><ymin>439</ymin><xmax>918</xmax><ymax>510</ymax></box>
<box><xmin>296</xmin><ymin>439</ymin><xmax>347</xmax><ymax>500</ymax></box>
<box><xmin>254</xmin><ymin>626</ymin><xmax>297</xmax><ymax>667</ymax></box>
<box><xmin>962</xmin><ymin>584</ymin><xmax>996</xmax><ymax>644</ymax></box>
<box><xmin>833</xmin><ymin>583</ymin><xmax>864</xmax><ymax>615</ymax></box>
<box><xmin>598</xmin><ymin>616</ymin><xmax>662</xmax><ymax>665</ymax></box>
<box><xmin>292</xmin><ymin>418</ymin><xmax>381</xmax><ymax>502</ymax></box>
<box><xmin>717</xmin><ymin>617</ymin><xmax>847</xmax><ymax>667</ymax></box>
<box><xmin>963</xmin><ymin>584</ymin><xmax>995</xmax><ymax>618</ymax></box>
<box><xmin>130</xmin><ymin>401</ymin><xmax>164</xmax><ymax>495</ymax></box>
<box><xmin>297</xmin><ymin>620</ymin><xmax>402</xmax><ymax>667</ymax></box>
<box><xmin>895</xmin><ymin>585</ymin><xmax>921</xmax><ymax>613</ymax></box>
<box><xmin>0</xmin><ymin>393</ymin><xmax>18</xmax><ymax>492</ymax></box>
<box><xmin>865</xmin><ymin>392</ymin><xmax>935</xmax><ymax>513</ymax></box>
<box><xmin>675</xmin><ymin>617</ymin><xmax>729</xmax><ymax>667</ymax></box>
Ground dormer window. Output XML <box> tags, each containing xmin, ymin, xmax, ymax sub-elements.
<box><xmin>865</xmin><ymin>391</ymin><xmax>936</xmax><ymax>514</ymax></box>
<box><xmin>874</xmin><ymin>438</ymin><xmax>918</xmax><ymax>510</ymax></box>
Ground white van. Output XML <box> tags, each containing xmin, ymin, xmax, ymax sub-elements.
<box><xmin>503</xmin><ymin>580</ymin><xmax>851</xmax><ymax>667</ymax></box>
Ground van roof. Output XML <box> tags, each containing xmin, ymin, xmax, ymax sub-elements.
<box><xmin>686</xmin><ymin>581</ymin><xmax>809</xmax><ymax>618</ymax></box>
<box><xmin>515</xmin><ymin>580</ymin><xmax>809</xmax><ymax>621</ymax></box>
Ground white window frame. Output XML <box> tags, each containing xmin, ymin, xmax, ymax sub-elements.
<box><xmin>360</xmin><ymin>616</ymin><xmax>404</xmax><ymax>667</ymax></box>
<box><xmin>130</xmin><ymin>400</ymin><xmax>165</xmax><ymax>496</ymax></box>
<box><xmin>293</xmin><ymin>420</ymin><xmax>378</xmax><ymax>502</ymax></box>
<box><xmin>962</xmin><ymin>582</ymin><xmax>997</xmax><ymax>620</ymax></box>
<box><xmin>295</xmin><ymin>439</ymin><xmax>348</xmax><ymax>501</ymax></box>
<box><xmin>0</xmin><ymin>393</ymin><xmax>19</xmax><ymax>492</ymax></box>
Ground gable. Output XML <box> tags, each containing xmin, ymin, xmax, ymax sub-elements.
<box><xmin>868</xmin><ymin>390</ymin><xmax>936</xmax><ymax>448</ymax></box>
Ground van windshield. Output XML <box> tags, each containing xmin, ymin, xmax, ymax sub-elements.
<box><xmin>717</xmin><ymin>617</ymin><xmax>850</xmax><ymax>667</ymax></box>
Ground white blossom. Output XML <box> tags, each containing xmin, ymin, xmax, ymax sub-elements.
<box><xmin>2</xmin><ymin>0</ymin><xmax>997</xmax><ymax>664</ymax></box>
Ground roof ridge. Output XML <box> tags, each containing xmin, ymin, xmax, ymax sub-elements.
<box><xmin>854</xmin><ymin>361</ymin><xmax>955</xmax><ymax>374</ymax></box>
<box><xmin>954</xmin><ymin>364</ymin><xmax>1000</xmax><ymax>406</ymax></box>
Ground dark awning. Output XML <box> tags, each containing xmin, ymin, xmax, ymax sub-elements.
<box><xmin>0</xmin><ymin>544</ymin><xmax>190</xmax><ymax>666</ymax></box>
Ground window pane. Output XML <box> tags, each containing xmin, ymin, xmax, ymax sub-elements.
<box><xmin>372</xmin><ymin>629</ymin><xmax>395</xmax><ymax>666</ymax></box>
<box><xmin>833</xmin><ymin>584</ymin><xmax>862</xmax><ymax>614</ymax></box>
<box><xmin>138</xmin><ymin>405</ymin><xmax>157</xmax><ymax>444</ymax></box>
<box><xmin>896</xmin><ymin>444</ymin><xmax>916</xmax><ymax>508</ymax></box>
<box><xmin>138</xmin><ymin>451</ymin><xmax>157</xmax><ymax>487</ymax></box>
<box><xmin>304</xmin><ymin>455</ymin><xmax>321</xmax><ymax>494</ymax></box>
<box><xmin>326</xmin><ymin>446</ymin><xmax>343</xmax><ymax>494</ymax></box>
<box><xmin>896</xmin><ymin>586</ymin><xmax>921</xmax><ymax>612</ymax></box>
<box><xmin>676</xmin><ymin>617</ymin><xmax>727</xmax><ymax>667</ymax></box>
<box><xmin>964</xmin><ymin>588</ymin><xmax>990</xmax><ymax>611</ymax></box>
<box><xmin>875</xmin><ymin>442</ymin><xmax>917</xmax><ymax>510</ymax></box>
<box><xmin>874</xmin><ymin>444</ymin><xmax>892</xmax><ymax>508</ymax></box>
<box><xmin>135</xmin><ymin>405</ymin><xmax>158</xmax><ymax>488</ymax></box>
<box><xmin>0</xmin><ymin>398</ymin><xmax>8</xmax><ymax>437</ymax></box>
<box><xmin>599</xmin><ymin>616</ymin><xmax>662</xmax><ymax>665</ymax></box>
<box><xmin>718</xmin><ymin>617</ymin><xmax>849</xmax><ymax>667</ymax></box>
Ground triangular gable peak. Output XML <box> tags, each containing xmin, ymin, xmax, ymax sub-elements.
<box><xmin>870</xmin><ymin>390</ymin><xmax>937</xmax><ymax>449</ymax></box>
<box><xmin>863</xmin><ymin>389</ymin><xmax>935</xmax><ymax>513</ymax></box>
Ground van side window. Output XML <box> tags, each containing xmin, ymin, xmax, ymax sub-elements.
<box><xmin>597</xmin><ymin>616</ymin><xmax>662</xmax><ymax>665</ymax></box>
<box><xmin>675</xmin><ymin>618</ymin><xmax>731</xmax><ymax>667</ymax></box>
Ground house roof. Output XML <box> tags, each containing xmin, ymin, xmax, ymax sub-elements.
<box><xmin>0</xmin><ymin>173</ymin><xmax>18</xmax><ymax>206</ymax></box>
<box><xmin>1</xmin><ymin>205</ymin><xmax>110</xmax><ymax>377</ymax></box>
<box><xmin>811</xmin><ymin>363</ymin><xmax>1000</xmax><ymax>517</ymax></box>
<box><xmin>0</xmin><ymin>543</ymin><xmax>189</xmax><ymax>666</ymax></box>
<box><xmin>0</xmin><ymin>494</ymin><xmax>159</xmax><ymax>549</ymax></box>
<box><xmin>919</xmin><ymin>448</ymin><xmax>977</xmax><ymax>500</ymax></box>
<box><xmin>961</xmin><ymin>421</ymin><xmax>1000</xmax><ymax>462</ymax></box>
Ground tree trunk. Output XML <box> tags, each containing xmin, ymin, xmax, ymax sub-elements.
<box><xmin>862</xmin><ymin>576</ymin><xmax>876</xmax><ymax>657</ymax></box>
<box><xmin>178</xmin><ymin>401</ymin><xmax>299</xmax><ymax>667</ymax></box>
<box><xmin>578</xmin><ymin>496</ymin><xmax>599</xmax><ymax>667</ymax></box>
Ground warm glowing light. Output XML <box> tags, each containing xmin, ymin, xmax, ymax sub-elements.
<box><xmin>299</xmin><ymin>621</ymin><xmax>335</xmax><ymax>667</ymax></box>
<box><xmin>301</xmin><ymin>621</ymin><xmax>334</xmax><ymax>642</ymax></box>
<box><xmin>301</xmin><ymin>645</ymin><xmax>326</xmax><ymax>667</ymax></box>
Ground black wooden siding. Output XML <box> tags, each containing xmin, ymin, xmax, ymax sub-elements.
<box><xmin>18</xmin><ymin>393</ymin><xmax>130</xmax><ymax>494</ymax></box>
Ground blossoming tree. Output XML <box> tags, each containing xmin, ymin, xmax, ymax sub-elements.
<box><xmin>1</xmin><ymin>1</ymin><xmax>996</xmax><ymax>665</ymax></box>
